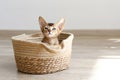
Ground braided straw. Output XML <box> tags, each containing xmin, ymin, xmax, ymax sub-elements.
<box><xmin>12</xmin><ymin>32</ymin><xmax>74</xmax><ymax>74</ymax></box>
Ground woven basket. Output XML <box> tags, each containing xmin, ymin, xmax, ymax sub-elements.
<box><xmin>12</xmin><ymin>32</ymin><xmax>74</xmax><ymax>74</ymax></box>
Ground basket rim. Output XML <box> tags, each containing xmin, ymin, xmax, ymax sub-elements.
<box><xmin>11</xmin><ymin>32</ymin><xmax>74</xmax><ymax>44</ymax></box>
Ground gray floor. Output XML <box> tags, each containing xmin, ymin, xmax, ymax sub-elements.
<box><xmin>1</xmin><ymin>36</ymin><xmax>120</xmax><ymax>80</ymax></box>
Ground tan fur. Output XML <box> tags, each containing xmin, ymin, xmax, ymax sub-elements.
<box><xmin>39</xmin><ymin>16</ymin><xmax>65</xmax><ymax>45</ymax></box>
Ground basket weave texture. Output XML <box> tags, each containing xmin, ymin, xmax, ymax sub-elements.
<box><xmin>12</xmin><ymin>32</ymin><xmax>74</xmax><ymax>74</ymax></box>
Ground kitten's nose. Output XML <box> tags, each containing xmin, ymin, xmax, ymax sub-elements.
<box><xmin>48</xmin><ymin>30</ymin><xmax>52</xmax><ymax>34</ymax></box>
<box><xmin>48</xmin><ymin>31</ymin><xmax>52</xmax><ymax>34</ymax></box>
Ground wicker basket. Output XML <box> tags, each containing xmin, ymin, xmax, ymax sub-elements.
<box><xmin>12</xmin><ymin>32</ymin><xmax>74</xmax><ymax>74</ymax></box>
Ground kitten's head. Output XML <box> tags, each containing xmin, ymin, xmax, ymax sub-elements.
<box><xmin>39</xmin><ymin>16</ymin><xmax>65</xmax><ymax>38</ymax></box>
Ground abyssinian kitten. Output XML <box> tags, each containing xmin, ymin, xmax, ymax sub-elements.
<box><xmin>39</xmin><ymin>16</ymin><xmax>65</xmax><ymax>45</ymax></box>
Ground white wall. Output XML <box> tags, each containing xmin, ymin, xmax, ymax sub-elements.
<box><xmin>0</xmin><ymin>0</ymin><xmax>120</xmax><ymax>30</ymax></box>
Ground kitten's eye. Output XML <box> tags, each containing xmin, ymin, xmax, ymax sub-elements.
<box><xmin>52</xmin><ymin>28</ymin><xmax>56</xmax><ymax>30</ymax></box>
<box><xmin>44</xmin><ymin>27</ymin><xmax>48</xmax><ymax>29</ymax></box>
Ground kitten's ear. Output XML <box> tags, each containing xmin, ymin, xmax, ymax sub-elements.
<box><xmin>55</xmin><ymin>18</ymin><xmax>65</xmax><ymax>32</ymax></box>
<box><xmin>39</xmin><ymin>16</ymin><xmax>47</xmax><ymax>29</ymax></box>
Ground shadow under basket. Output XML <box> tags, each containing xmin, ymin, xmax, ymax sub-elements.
<box><xmin>12</xmin><ymin>32</ymin><xmax>74</xmax><ymax>74</ymax></box>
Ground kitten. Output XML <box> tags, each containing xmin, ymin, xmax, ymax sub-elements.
<box><xmin>39</xmin><ymin>16</ymin><xmax>65</xmax><ymax>45</ymax></box>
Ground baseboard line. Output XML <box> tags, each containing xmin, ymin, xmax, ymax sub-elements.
<box><xmin>0</xmin><ymin>30</ymin><xmax>120</xmax><ymax>38</ymax></box>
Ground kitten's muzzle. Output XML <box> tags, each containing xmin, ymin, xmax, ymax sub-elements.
<box><xmin>48</xmin><ymin>32</ymin><xmax>52</xmax><ymax>34</ymax></box>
